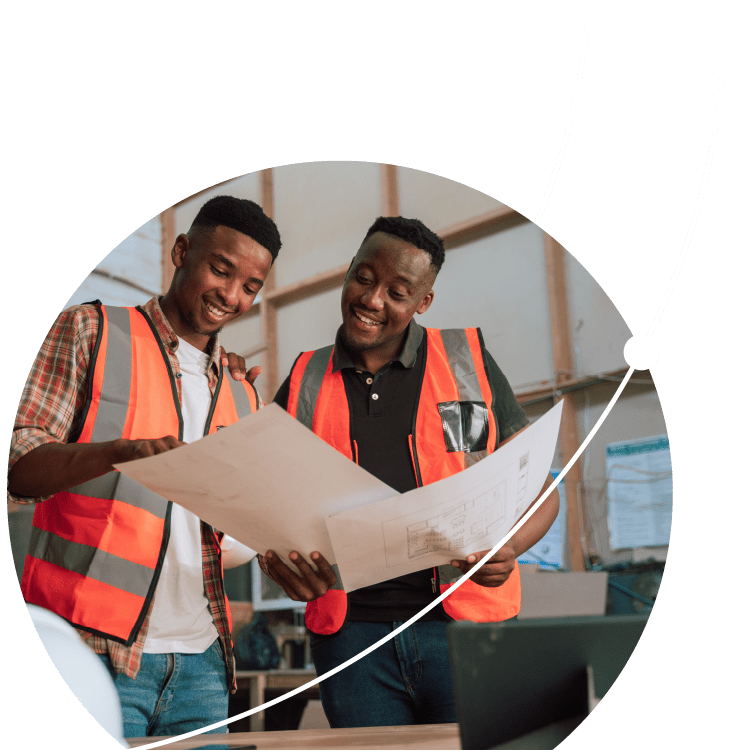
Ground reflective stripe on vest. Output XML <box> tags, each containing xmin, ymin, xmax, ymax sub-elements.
<box><xmin>21</xmin><ymin>304</ymin><xmax>259</xmax><ymax>644</ymax></box>
<box><xmin>287</xmin><ymin>326</ymin><xmax>521</xmax><ymax>634</ymax></box>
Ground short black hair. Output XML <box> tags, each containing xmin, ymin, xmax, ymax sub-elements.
<box><xmin>364</xmin><ymin>216</ymin><xmax>445</xmax><ymax>272</ymax></box>
<box><xmin>189</xmin><ymin>195</ymin><xmax>282</xmax><ymax>261</ymax></box>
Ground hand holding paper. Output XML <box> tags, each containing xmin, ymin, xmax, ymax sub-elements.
<box><xmin>114</xmin><ymin>401</ymin><xmax>563</xmax><ymax>592</ymax></box>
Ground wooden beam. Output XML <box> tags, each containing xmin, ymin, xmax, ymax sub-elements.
<box><xmin>544</xmin><ymin>233</ymin><xmax>587</xmax><ymax>571</ymax></box>
<box><xmin>515</xmin><ymin>367</ymin><xmax>639</xmax><ymax>406</ymax></box>
<box><xmin>260</xmin><ymin>168</ymin><xmax>279</xmax><ymax>402</ymax></box>
<box><xmin>440</xmin><ymin>205</ymin><xmax>525</xmax><ymax>249</ymax></box>
<box><xmin>381</xmin><ymin>164</ymin><xmax>400</xmax><ymax>216</ymax></box>
<box><xmin>238</xmin><ymin>206</ymin><xmax>527</xmax><ymax>311</ymax></box>
<box><xmin>160</xmin><ymin>207</ymin><xmax>176</xmax><ymax>293</ymax></box>
<box><xmin>267</xmin><ymin>263</ymin><xmax>350</xmax><ymax>307</ymax></box>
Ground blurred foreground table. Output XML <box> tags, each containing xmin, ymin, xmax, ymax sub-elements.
<box><xmin>127</xmin><ymin>722</ymin><xmax>460</xmax><ymax>749</ymax></box>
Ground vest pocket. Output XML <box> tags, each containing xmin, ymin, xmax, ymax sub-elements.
<box><xmin>437</xmin><ymin>401</ymin><xmax>489</xmax><ymax>453</ymax></box>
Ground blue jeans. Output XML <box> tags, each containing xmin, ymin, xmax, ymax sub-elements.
<box><xmin>311</xmin><ymin>620</ymin><xmax>457</xmax><ymax>728</ymax></box>
<box><xmin>98</xmin><ymin>639</ymin><xmax>229</xmax><ymax>748</ymax></box>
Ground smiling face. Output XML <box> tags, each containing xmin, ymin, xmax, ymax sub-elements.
<box><xmin>160</xmin><ymin>224</ymin><xmax>273</xmax><ymax>351</ymax></box>
<box><xmin>340</xmin><ymin>231</ymin><xmax>436</xmax><ymax>372</ymax></box>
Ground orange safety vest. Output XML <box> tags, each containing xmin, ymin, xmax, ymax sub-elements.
<box><xmin>21</xmin><ymin>303</ymin><xmax>260</xmax><ymax>645</ymax></box>
<box><xmin>287</xmin><ymin>327</ymin><xmax>521</xmax><ymax>635</ymax></box>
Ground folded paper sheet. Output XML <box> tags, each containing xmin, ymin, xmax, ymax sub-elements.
<box><xmin>326</xmin><ymin>400</ymin><xmax>563</xmax><ymax>590</ymax></box>
<box><xmin>114</xmin><ymin>404</ymin><xmax>395</xmax><ymax>566</ymax></box>
<box><xmin>114</xmin><ymin>402</ymin><xmax>562</xmax><ymax>591</ymax></box>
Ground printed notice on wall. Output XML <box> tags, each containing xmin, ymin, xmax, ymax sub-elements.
<box><xmin>607</xmin><ymin>434</ymin><xmax>672</xmax><ymax>550</ymax></box>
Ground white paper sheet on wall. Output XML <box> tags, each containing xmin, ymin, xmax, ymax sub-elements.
<box><xmin>606</xmin><ymin>434</ymin><xmax>672</xmax><ymax>550</ymax></box>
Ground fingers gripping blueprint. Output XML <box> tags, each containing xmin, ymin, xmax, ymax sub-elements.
<box><xmin>114</xmin><ymin>401</ymin><xmax>563</xmax><ymax>592</ymax></box>
<box><xmin>325</xmin><ymin>401</ymin><xmax>563</xmax><ymax>591</ymax></box>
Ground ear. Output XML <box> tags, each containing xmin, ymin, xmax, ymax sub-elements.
<box><xmin>416</xmin><ymin>289</ymin><xmax>434</xmax><ymax>315</ymax></box>
<box><xmin>171</xmin><ymin>234</ymin><xmax>190</xmax><ymax>269</ymax></box>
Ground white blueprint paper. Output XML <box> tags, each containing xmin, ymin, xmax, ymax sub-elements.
<box><xmin>326</xmin><ymin>401</ymin><xmax>563</xmax><ymax>592</ymax></box>
<box><xmin>113</xmin><ymin>404</ymin><xmax>395</xmax><ymax>566</ymax></box>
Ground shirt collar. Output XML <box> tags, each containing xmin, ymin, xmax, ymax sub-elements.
<box><xmin>332</xmin><ymin>318</ymin><xmax>424</xmax><ymax>373</ymax></box>
<box><xmin>142</xmin><ymin>296</ymin><xmax>222</xmax><ymax>375</ymax></box>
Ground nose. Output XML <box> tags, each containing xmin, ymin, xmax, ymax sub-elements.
<box><xmin>217</xmin><ymin>279</ymin><xmax>243</xmax><ymax>310</ymax></box>
<box><xmin>360</xmin><ymin>285</ymin><xmax>385</xmax><ymax>311</ymax></box>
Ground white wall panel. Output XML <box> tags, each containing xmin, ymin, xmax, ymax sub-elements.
<box><xmin>398</xmin><ymin>166</ymin><xmax>505</xmax><ymax>230</ymax></box>
<box><xmin>276</xmin><ymin>288</ymin><xmax>343</xmax><ymax>388</ymax></box>
<box><xmin>273</xmin><ymin>162</ymin><xmax>381</xmax><ymax>287</ymax></box>
<box><xmin>567</xmin><ymin>252</ymin><xmax>631</xmax><ymax>375</ymax></box>
<box><xmin>419</xmin><ymin>222</ymin><xmax>553</xmax><ymax>389</ymax></box>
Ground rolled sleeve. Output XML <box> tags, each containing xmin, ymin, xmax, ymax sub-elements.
<box><xmin>484</xmin><ymin>349</ymin><xmax>530</xmax><ymax>442</ymax></box>
<box><xmin>7</xmin><ymin>304</ymin><xmax>99</xmax><ymax>505</ymax></box>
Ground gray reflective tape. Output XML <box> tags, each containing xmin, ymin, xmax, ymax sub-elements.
<box><xmin>441</xmin><ymin>329</ymin><xmax>489</xmax><ymax>464</ymax></box>
<box><xmin>296</xmin><ymin>346</ymin><xmax>334</xmax><ymax>430</ymax></box>
<box><xmin>69</xmin><ymin>472</ymin><xmax>169</xmax><ymax>519</ymax></box>
<box><xmin>28</xmin><ymin>526</ymin><xmax>154</xmax><ymax>598</ymax></box>
<box><xmin>225</xmin><ymin>367</ymin><xmax>253</xmax><ymax>418</ymax></box>
<box><xmin>437</xmin><ymin>563</ymin><xmax>463</xmax><ymax>586</ymax></box>
<box><xmin>440</xmin><ymin>329</ymin><xmax>484</xmax><ymax>404</ymax></box>
<box><xmin>91</xmin><ymin>306</ymin><xmax>132</xmax><ymax>443</ymax></box>
<box><xmin>329</xmin><ymin>563</ymin><xmax>344</xmax><ymax>591</ymax></box>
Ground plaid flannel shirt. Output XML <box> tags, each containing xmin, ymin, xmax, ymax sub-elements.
<box><xmin>9</xmin><ymin>297</ymin><xmax>238</xmax><ymax>690</ymax></box>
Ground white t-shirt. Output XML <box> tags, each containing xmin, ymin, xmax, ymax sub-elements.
<box><xmin>143</xmin><ymin>337</ymin><xmax>219</xmax><ymax>654</ymax></box>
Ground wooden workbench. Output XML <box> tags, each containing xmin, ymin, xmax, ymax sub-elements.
<box><xmin>127</xmin><ymin>722</ymin><xmax>461</xmax><ymax>749</ymax></box>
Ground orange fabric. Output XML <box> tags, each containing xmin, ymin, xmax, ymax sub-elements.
<box><xmin>440</xmin><ymin>565</ymin><xmax>521</xmax><ymax>622</ymax></box>
<box><xmin>210</xmin><ymin>377</ymin><xmax>241</xmax><ymax>429</ymax></box>
<box><xmin>305</xmin><ymin>590</ymin><xmax>349</xmax><ymax>635</ymax></box>
<box><xmin>25</xmin><ymin>305</ymin><xmax>257</xmax><ymax>643</ymax></box>
<box><xmin>290</xmin><ymin>328</ymin><xmax>519</xmax><ymax>634</ymax></box>
<box><xmin>312</xmin><ymin>365</ymin><xmax>352</xmax><ymax>460</ymax></box>
<box><xmin>23</xmin><ymin>558</ymin><xmax>149</xmax><ymax>639</ymax></box>
<box><xmin>32</xmin><ymin>493</ymin><xmax>166</xmax><ymax>569</ymax></box>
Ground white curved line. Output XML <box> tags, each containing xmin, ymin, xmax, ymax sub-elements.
<box><xmin>133</xmin><ymin>7</ymin><xmax>730</xmax><ymax>749</ymax></box>
<box><xmin>137</xmin><ymin>366</ymin><xmax>635</xmax><ymax>750</ymax></box>
<box><xmin>535</xmin><ymin>0</ymin><xmax>593</xmax><ymax>225</ymax></box>
<box><xmin>647</xmin><ymin>0</ymin><xmax>730</xmax><ymax>337</ymax></box>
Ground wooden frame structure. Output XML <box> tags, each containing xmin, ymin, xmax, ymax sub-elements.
<box><xmin>159</xmin><ymin>167</ymin><xmax>654</xmax><ymax>571</ymax></box>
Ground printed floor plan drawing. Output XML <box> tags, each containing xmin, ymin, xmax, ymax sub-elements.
<box><xmin>383</xmin><ymin>450</ymin><xmax>532</xmax><ymax>569</ymax></box>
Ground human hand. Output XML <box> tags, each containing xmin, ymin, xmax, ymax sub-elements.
<box><xmin>450</xmin><ymin>543</ymin><xmax>517</xmax><ymax>588</ymax></box>
<box><xmin>111</xmin><ymin>435</ymin><xmax>186</xmax><ymax>464</ymax></box>
<box><xmin>219</xmin><ymin>347</ymin><xmax>262</xmax><ymax>383</ymax></box>
<box><xmin>260</xmin><ymin>550</ymin><xmax>338</xmax><ymax>602</ymax></box>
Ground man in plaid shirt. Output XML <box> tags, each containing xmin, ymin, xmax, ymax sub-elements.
<box><xmin>8</xmin><ymin>195</ymin><xmax>281</xmax><ymax>743</ymax></box>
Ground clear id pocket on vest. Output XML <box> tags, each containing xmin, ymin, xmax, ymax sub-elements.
<box><xmin>437</xmin><ymin>401</ymin><xmax>489</xmax><ymax>453</ymax></box>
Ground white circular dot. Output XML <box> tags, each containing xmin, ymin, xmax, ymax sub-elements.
<box><xmin>623</xmin><ymin>335</ymin><xmax>660</xmax><ymax>370</ymax></box>
<box><xmin>366</xmin><ymin>377</ymin><xmax>373</xmax><ymax>385</ymax></box>
<box><xmin>372</xmin><ymin>393</ymin><xmax>379</xmax><ymax>400</ymax></box>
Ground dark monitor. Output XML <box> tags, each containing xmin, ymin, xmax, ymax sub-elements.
<box><xmin>447</xmin><ymin>614</ymin><xmax>649</xmax><ymax>749</ymax></box>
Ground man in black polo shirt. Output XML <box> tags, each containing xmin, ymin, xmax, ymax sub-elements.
<box><xmin>261</xmin><ymin>216</ymin><xmax>559</xmax><ymax>728</ymax></box>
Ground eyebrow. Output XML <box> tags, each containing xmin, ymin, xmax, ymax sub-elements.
<box><xmin>210</xmin><ymin>252</ymin><xmax>235</xmax><ymax>269</ymax></box>
<box><xmin>356</xmin><ymin>262</ymin><xmax>417</xmax><ymax>288</ymax></box>
<box><xmin>210</xmin><ymin>252</ymin><xmax>265</xmax><ymax>287</ymax></box>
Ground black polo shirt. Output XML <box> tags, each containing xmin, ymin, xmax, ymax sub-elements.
<box><xmin>274</xmin><ymin>319</ymin><xmax>529</xmax><ymax>622</ymax></box>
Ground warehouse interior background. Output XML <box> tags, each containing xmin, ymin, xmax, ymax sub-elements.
<box><xmin>7</xmin><ymin>160</ymin><xmax>671</xmax><ymax>733</ymax></box>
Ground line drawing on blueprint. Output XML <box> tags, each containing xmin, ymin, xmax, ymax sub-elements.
<box><xmin>382</xmin><ymin>451</ymin><xmax>531</xmax><ymax>568</ymax></box>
